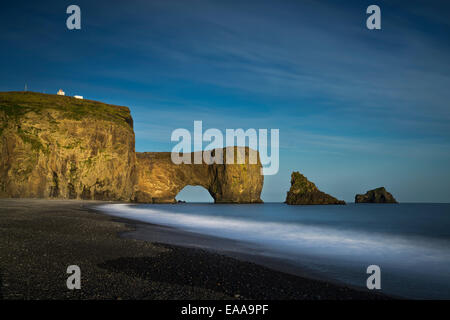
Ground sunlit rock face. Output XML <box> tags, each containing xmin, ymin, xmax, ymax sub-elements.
<box><xmin>0</xmin><ymin>92</ymin><xmax>263</xmax><ymax>203</ymax></box>
<box><xmin>0</xmin><ymin>92</ymin><xmax>136</xmax><ymax>200</ymax></box>
<box><xmin>355</xmin><ymin>187</ymin><xmax>398</xmax><ymax>203</ymax></box>
<box><xmin>285</xmin><ymin>171</ymin><xmax>345</xmax><ymax>205</ymax></box>
<box><xmin>134</xmin><ymin>147</ymin><xmax>264</xmax><ymax>204</ymax></box>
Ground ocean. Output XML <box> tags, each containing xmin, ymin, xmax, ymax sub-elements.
<box><xmin>98</xmin><ymin>203</ymin><xmax>450</xmax><ymax>299</ymax></box>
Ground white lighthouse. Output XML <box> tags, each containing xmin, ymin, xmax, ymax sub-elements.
<box><xmin>57</xmin><ymin>89</ymin><xmax>65</xmax><ymax>96</ymax></box>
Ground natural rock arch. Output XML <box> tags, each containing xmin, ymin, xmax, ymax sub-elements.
<box><xmin>133</xmin><ymin>147</ymin><xmax>264</xmax><ymax>203</ymax></box>
<box><xmin>0</xmin><ymin>93</ymin><xmax>264</xmax><ymax>204</ymax></box>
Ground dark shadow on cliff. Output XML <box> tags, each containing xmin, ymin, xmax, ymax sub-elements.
<box><xmin>97</xmin><ymin>244</ymin><xmax>389</xmax><ymax>300</ymax></box>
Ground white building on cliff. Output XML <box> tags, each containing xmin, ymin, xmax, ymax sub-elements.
<box><xmin>57</xmin><ymin>89</ymin><xmax>65</xmax><ymax>96</ymax></box>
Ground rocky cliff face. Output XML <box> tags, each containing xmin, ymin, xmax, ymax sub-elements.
<box><xmin>134</xmin><ymin>147</ymin><xmax>264</xmax><ymax>203</ymax></box>
<box><xmin>0</xmin><ymin>92</ymin><xmax>136</xmax><ymax>200</ymax></box>
<box><xmin>0</xmin><ymin>92</ymin><xmax>264</xmax><ymax>203</ymax></box>
<box><xmin>285</xmin><ymin>172</ymin><xmax>345</xmax><ymax>205</ymax></box>
<box><xmin>355</xmin><ymin>187</ymin><xmax>398</xmax><ymax>203</ymax></box>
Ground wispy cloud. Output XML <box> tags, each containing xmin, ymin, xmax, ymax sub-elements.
<box><xmin>1</xmin><ymin>0</ymin><xmax>450</xmax><ymax>201</ymax></box>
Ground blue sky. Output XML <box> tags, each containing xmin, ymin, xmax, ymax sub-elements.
<box><xmin>1</xmin><ymin>0</ymin><xmax>450</xmax><ymax>202</ymax></box>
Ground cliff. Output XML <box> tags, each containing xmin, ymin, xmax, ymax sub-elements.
<box><xmin>0</xmin><ymin>92</ymin><xmax>136</xmax><ymax>200</ymax></box>
<box><xmin>285</xmin><ymin>172</ymin><xmax>345</xmax><ymax>205</ymax></box>
<box><xmin>355</xmin><ymin>187</ymin><xmax>398</xmax><ymax>203</ymax></box>
<box><xmin>134</xmin><ymin>147</ymin><xmax>263</xmax><ymax>203</ymax></box>
<box><xmin>0</xmin><ymin>92</ymin><xmax>264</xmax><ymax>203</ymax></box>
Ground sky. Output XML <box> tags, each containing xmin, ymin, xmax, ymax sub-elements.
<box><xmin>1</xmin><ymin>0</ymin><xmax>450</xmax><ymax>202</ymax></box>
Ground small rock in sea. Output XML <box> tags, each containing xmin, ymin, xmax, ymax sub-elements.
<box><xmin>355</xmin><ymin>187</ymin><xmax>398</xmax><ymax>203</ymax></box>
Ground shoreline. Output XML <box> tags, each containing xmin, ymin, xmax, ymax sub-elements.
<box><xmin>0</xmin><ymin>198</ymin><xmax>389</xmax><ymax>299</ymax></box>
<box><xmin>105</xmin><ymin>209</ymin><xmax>345</xmax><ymax>285</ymax></box>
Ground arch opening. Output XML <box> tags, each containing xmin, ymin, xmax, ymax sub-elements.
<box><xmin>175</xmin><ymin>185</ymin><xmax>214</xmax><ymax>203</ymax></box>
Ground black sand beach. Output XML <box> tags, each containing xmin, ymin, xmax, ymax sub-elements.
<box><xmin>0</xmin><ymin>199</ymin><xmax>388</xmax><ymax>300</ymax></box>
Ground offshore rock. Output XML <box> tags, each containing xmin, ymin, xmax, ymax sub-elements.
<box><xmin>285</xmin><ymin>171</ymin><xmax>345</xmax><ymax>205</ymax></box>
<box><xmin>355</xmin><ymin>187</ymin><xmax>398</xmax><ymax>203</ymax></box>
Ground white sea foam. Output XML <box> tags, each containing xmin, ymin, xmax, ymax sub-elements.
<box><xmin>98</xmin><ymin>204</ymin><xmax>450</xmax><ymax>266</ymax></box>
<box><xmin>97</xmin><ymin>203</ymin><xmax>450</xmax><ymax>298</ymax></box>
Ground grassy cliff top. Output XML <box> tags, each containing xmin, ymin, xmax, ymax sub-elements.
<box><xmin>0</xmin><ymin>91</ymin><xmax>133</xmax><ymax>129</ymax></box>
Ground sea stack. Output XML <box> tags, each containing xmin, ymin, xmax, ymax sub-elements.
<box><xmin>355</xmin><ymin>187</ymin><xmax>398</xmax><ymax>203</ymax></box>
<box><xmin>285</xmin><ymin>172</ymin><xmax>345</xmax><ymax>205</ymax></box>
